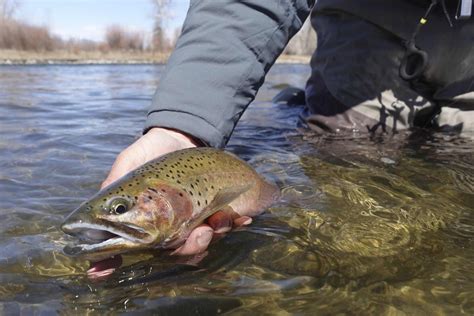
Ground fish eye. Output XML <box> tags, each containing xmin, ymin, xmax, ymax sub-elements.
<box><xmin>108</xmin><ymin>198</ymin><xmax>132</xmax><ymax>215</ymax></box>
<box><xmin>113</xmin><ymin>203</ymin><xmax>127</xmax><ymax>214</ymax></box>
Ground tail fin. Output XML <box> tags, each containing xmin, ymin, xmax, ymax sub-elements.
<box><xmin>258</xmin><ymin>180</ymin><xmax>281</xmax><ymax>210</ymax></box>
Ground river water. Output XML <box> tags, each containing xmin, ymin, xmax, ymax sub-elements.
<box><xmin>0</xmin><ymin>64</ymin><xmax>473</xmax><ymax>314</ymax></box>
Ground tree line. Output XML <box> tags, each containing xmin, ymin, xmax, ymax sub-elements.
<box><xmin>0</xmin><ymin>0</ymin><xmax>316</xmax><ymax>55</ymax></box>
<box><xmin>0</xmin><ymin>0</ymin><xmax>175</xmax><ymax>53</ymax></box>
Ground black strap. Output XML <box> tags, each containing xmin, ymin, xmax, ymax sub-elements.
<box><xmin>399</xmin><ymin>0</ymin><xmax>454</xmax><ymax>81</ymax></box>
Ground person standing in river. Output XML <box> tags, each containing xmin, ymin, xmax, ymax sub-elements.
<box><xmin>101</xmin><ymin>1</ymin><xmax>474</xmax><ymax>255</ymax></box>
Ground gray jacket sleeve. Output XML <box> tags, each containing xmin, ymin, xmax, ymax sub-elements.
<box><xmin>144</xmin><ymin>0</ymin><xmax>313</xmax><ymax>148</ymax></box>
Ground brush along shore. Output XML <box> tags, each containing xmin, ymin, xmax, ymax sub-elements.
<box><xmin>0</xmin><ymin>49</ymin><xmax>310</xmax><ymax>65</ymax></box>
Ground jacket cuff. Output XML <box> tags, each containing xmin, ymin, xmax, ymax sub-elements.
<box><xmin>144</xmin><ymin>110</ymin><xmax>226</xmax><ymax>148</ymax></box>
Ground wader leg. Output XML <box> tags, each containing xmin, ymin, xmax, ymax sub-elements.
<box><xmin>435</xmin><ymin>92</ymin><xmax>474</xmax><ymax>133</ymax></box>
<box><xmin>304</xmin><ymin>71</ymin><xmax>437</xmax><ymax>134</ymax></box>
<box><xmin>304</xmin><ymin>13</ymin><xmax>440</xmax><ymax>135</ymax></box>
<box><xmin>303</xmin><ymin>11</ymin><xmax>474</xmax><ymax>135</ymax></box>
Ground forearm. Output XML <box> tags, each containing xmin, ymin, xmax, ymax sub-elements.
<box><xmin>145</xmin><ymin>0</ymin><xmax>314</xmax><ymax>147</ymax></box>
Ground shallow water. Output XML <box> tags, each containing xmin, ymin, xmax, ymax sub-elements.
<box><xmin>0</xmin><ymin>64</ymin><xmax>473</xmax><ymax>314</ymax></box>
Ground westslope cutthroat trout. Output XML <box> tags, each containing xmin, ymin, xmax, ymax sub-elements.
<box><xmin>61</xmin><ymin>148</ymin><xmax>279</xmax><ymax>261</ymax></box>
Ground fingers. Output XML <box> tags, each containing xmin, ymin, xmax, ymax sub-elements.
<box><xmin>172</xmin><ymin>225</ymin><xmax>214</xmax><ymax>256</ymax></box>
<box><xmin>206</xmin><ymin>211</ymin><xmax>253</xmax><ymax>232</ymax></box>
<box><xmin>233</xmin><ymin>216</ymin><xmax>252</xmax><ymax>227</ymax></box>
<box><xmin>174</xmin><ymin>251</ymin><xmax>209</xmax><ymax>266</ymax></box>
<box><xmin>172</xmin><ymin>213</ymin><xmax>254</xmax><ymax>256</ymax></box>
<box><xmin>207</xmin><ymin>210</ymin><xmax>233</xmax><ymax>233</ymax></box>
<box><xmin>87</xmin><ymin>255</ymin><xmax>123</xmax><ymax>280</ymax></box>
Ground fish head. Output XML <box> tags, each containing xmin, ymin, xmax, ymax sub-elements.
<box><xmin>61</xmin><ymin>174</ymin><xmax>193</xmax><ymax>261</ymax></box>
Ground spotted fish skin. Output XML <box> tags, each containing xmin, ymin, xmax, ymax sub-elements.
<box><xmin>61</xmin><ymin>148</ymin><xmax>280</xmax><ymax>260</ymax></box>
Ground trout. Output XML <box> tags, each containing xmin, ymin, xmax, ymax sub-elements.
<box><xmin>61</xmin><ymin>148</ymin><xmax>279</xmax><ymax>261</ymax></box>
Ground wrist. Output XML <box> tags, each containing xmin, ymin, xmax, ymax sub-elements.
<box><xmin>147</xmin><ymin>127</ymin><xmax>202</xmax><ymax>148</ymax></box>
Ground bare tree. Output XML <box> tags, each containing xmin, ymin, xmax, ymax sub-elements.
<box><xmin>106</xmin><ymin>25</ymin><xmax>125</xmax><ymax>50</ymax></box>
<box><xmin>105</xmin><ymin>24</ymin><xmax>144</xmax><ymax>51</ymax></box>
<box><xmin>0</xmin><ymin>18</ymin><xmax>56</xmax><ymax>51</ymax></box>
<box><xmin>151</xmin><ymin>0</ymin><xmax>172</xmax><ymax>52</ymax></box>
<box><xmin>0</xmin><ymin>0</ymin><xmax>20</xmax><ymax>20</ymax></box>
<box><xmin>168</xmin><ymin>26</ymin><xmax>181</xmax><ymax>49</ymax></box>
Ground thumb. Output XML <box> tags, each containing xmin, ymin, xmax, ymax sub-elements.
<box><xmin>101</xmin><ymin>147</ymin><xmax>145</xmax><ymax>189</ymax></box>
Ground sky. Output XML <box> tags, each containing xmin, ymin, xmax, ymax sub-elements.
<box><xmin>17</xmin><ymin>0</ymin><xmax>190</xmax><ymax>42</ymax></box>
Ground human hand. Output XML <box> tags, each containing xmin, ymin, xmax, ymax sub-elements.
<box><xmin>101</xmin><ymin>127</ymin><xmax>199</xmax><ymax>188</ymax></box>
<box><xmin>101</xmin><ymin>127</ymin><xmax>252</xmax><ymax>256</ymax></box>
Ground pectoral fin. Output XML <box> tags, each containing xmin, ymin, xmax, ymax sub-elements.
<box><xmin>189</xmin><ymin>183</ymin><xmax>253</xmax><ymax>230</ymax></box>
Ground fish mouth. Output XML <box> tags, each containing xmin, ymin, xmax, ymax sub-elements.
<box><xmin>61</xmin><ymin>220</ymin><xmax>154</xmax><ymax>260</ymax></box>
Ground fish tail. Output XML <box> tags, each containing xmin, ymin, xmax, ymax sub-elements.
<box><xmin>258</xmin><ymin>180</ymin><xmax>281</xmax><ymax>209</ymax></box>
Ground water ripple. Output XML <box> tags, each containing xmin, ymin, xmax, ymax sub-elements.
<box><xmin>0</xmin><ymin>64</ymin><xmax>473</xmax><ymax>314</ymax></box>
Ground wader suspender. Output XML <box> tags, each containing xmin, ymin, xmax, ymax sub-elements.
<box><xmin>399</xmin><ymin>0</ymin><xmax>472</xmax><ymax>81</ymax></box>
<box><xmin>399</xmin><ymin>0</ymin><xmax>453</xmax><ymax>80</ymax></box>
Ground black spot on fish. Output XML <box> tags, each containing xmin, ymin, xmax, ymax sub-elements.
<box><xmin>179</xmin><ymin>193</ymin><xmax>183</xmax><ymax>197</ymax></box>
<box><xmin>161</xmin><ymin>189</ymin><xmax>166</xmax><ymax>193</ymax></box>
<box><xmin>197</xmin><ymin>201</ymin><xmax>201</xmax><ymax>206</ymax></box>
<box><xmin>149</xmin><ymin>188</ymin><xmax>158</xmax><ymax>193</ymax></box>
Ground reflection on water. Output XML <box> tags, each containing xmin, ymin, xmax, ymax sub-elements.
<box><xmin>0</xmin><ymin>64</ymin><xmax>473</xmax><ymax>314</ymax></box>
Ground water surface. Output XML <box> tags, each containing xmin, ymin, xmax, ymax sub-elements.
<box><xmin>0</xmin><ymin>64</ymin><xmax>473</xmax><ymax>314</ymax></box>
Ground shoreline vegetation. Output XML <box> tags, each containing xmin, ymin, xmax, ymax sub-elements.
<box><xmin>0</xmin><ymin>49</ymin><xmax>311</xmax><ymax>65</ymax></box>
<box><xmin>0</xmin><ymin>0</ymin><xmax>315</xmax><ymax>66</ymax></box>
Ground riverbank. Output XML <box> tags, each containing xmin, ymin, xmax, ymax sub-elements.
<box><xmin>0</xmin><ymin>49</ymin><xmax>310</xmax><ymax>65</ymax></box>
